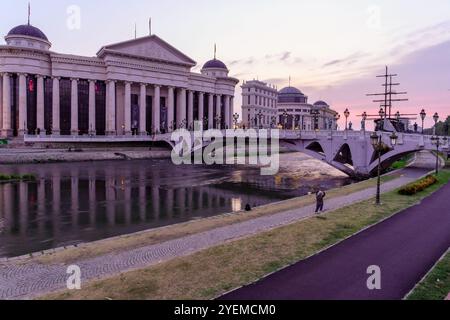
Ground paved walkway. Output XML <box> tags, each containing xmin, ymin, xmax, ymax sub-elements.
<box><xmin>0</xmin><ymin>167</ymin><xmax>428</xmax><ymax>300</ymax></box>
<box><xmin>220</xmin><ymin>178</ymin><xmax>450</xmax><ymax>300</ymax></box>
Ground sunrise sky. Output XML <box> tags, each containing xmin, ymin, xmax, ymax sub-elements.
<box><xmin>2</xmin><ymin>0</ymin><xmax>450</xmax><ymax>128</ymax></box>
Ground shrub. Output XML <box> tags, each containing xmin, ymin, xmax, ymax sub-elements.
<box><xmin>10</xmin><ymin>174</ymin><xmax>22</xmax><ymax>180</ymax></box>
<box><xmin>0</xmin><ymin>174</ymin><xmax>11</xmax><ymax>181</ymax></box>
<box><xmin>21</xmin><ymin>174</ymin><xmax>36</xmax><ymax>181</ymax></box>
<box><xmin>399</xmin><ymin>175</ymin><xmax>438</xmax><ymax>196</ymax></box>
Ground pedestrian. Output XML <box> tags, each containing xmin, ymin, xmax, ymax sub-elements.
<box><xmin>315</xmin><ymin>190</ymin><xmax>326</xmax><ymax>214</ymax></box>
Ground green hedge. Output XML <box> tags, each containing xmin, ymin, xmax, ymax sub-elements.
<box><xmin>399</xmin><ymin>175</ymin><xmax>438</xmax><ymax>196</ymax></box>
<box><xmin>0</xmin><ymin>173</ymin><xmax>36</xmax><ymax>182</ymax></box>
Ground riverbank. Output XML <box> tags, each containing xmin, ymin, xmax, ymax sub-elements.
<box><xmin>37</xmin><ymin>169</ymin><xmax>450</xmax><ymax>300</ymax></box>
<box><xmin>0</xmin><ymin>148</ymin><xmax>172</xmax><ymax>164</ymax></box>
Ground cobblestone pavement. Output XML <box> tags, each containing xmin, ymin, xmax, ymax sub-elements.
<box><xmin>0</xmin><ymin>165</ymin><xmax>432</xmax><ymax>299</ymax></box>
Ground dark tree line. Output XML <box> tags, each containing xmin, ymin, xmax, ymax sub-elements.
<box><xmin>423</xmin><ymin>116</ymin><xmax>450</xmax><ymax>136</ymax></box>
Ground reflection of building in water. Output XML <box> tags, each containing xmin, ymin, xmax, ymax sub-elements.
<box><xmin>0</xmin><ymin>165</ymin><xmax>275</xmax><ymax>257</ymax></box>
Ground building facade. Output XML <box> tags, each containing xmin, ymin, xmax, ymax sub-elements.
<box><xmin>0</xmin><ymin>23</ymin><xmax>239</xmax><ymax>140</ymax></box>
<box><xmin>241</xmin><ymin>81</ymin><xmax>338</xmax><ymax>130</ymax></box>
<box><xmin>241</xmin><ymin>80</ymin><xmax>278</xmax><ymax>128</ymax></box>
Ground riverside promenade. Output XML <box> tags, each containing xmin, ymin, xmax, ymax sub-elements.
<box><xmin>0</xmin><ymin>153</ymin><xmax>439</xmax><ymax>299</ymax></box>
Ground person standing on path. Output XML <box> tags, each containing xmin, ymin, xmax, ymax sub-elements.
<box><xmin>315</xmin><ymin>190</ymin><xmax>326</xmax><ymax>214</ymax></box>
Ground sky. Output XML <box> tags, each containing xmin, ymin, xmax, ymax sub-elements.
<box><xmin>1</xmin><ymin>0</ymin><xmax>450</xmax><ymax>129</ymax></box>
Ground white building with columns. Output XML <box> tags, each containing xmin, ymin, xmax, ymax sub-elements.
<box><xmin>0</xmin><ymin>22</ymin><xmax>239</xmax><ymax>141</ymax></box>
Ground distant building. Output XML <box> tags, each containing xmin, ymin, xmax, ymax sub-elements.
<box><xmin>241</xmin><ymin>80</ymin><xmax>278</xmax><ymax>129</ymax></box>
<box><xmin>241</xmin><ymin>81</ymin><xmax>338</xmax><ymax>130</ymax></box>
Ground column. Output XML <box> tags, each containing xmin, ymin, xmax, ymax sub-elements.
<box><xmin>177</xmin><ymin>88</ymin><xmax>186</xmax><ymax>129</ymax></box>
<box><xmin>70</xmin><ymin>78</ymin><xmax>78</xmax><ymax>135</ymax></box>
<box><xmin>88</xmin><ymin>80</ymin><xmax>96</xmax><ymax>135</ymax></box>
<box><xmin>198</xmin><ymin>92</ymin><xmax>204</xmax><ymax>128</ymax></box>
<box><xmin>224</xmin><ymin>95</ymin><xmax>231</xmax><ymax>130</ymax></box>
<box><xmin>153</xmin><ymin>85</ymin><xmax>161</xmax><ymax>134</ymax></box>
<box><xmin>2</xmin><ymin>73</ymin><xmax>12</xmax><ymax>136</ymax></box>
<box><xmin>216</xmin><ymin>94</ymin><xmax>222</xmax><ymax>129</ymax></box>
<box><xmin>187</xmin><ymin>90</ymin><xmax>194</xmax><ymax>130</ymax></box>
<box><xmin>167</xmin><ymin>86</ymin><xmax>175</xmax><ymax>132</ymax></box>
<box><xmin>0</xmin><ymin>74</ymin><xmax>3</xmax><ymax>133</ymax></box>
<box><xmin>106</xmin><ymin>80</ymin><xmax>116</xmax><ymax>135</ymax></box>
<box><xmin>208</xmin><ymin>93</ymin><xmax>214</xmax><ymax>130</ymax></box>
<box><xmin>230</xmin><ymin>96</ymin><xmax>234</xmax><ymax>129</ymax></box>
<box><xmin>139</xmin><ymin>83</ymin><xmax>147</xmax><ymax>135</ymax></box>
<box><xmin>18</xmin><ymin>73</ymin><xmax>27</xmax><ymax>136</ymax></box>
<box><xmin>124</xmin><ymin>82</ymin><xmax>132</xmax><ymax>136</ymax></box>
<box><xmin>36</xmin><ymin>75</ymin><xmax>45</xmax><ymax>134</ymax></box>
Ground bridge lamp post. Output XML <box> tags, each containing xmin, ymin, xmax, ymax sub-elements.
<box><xmin>344</xmin><ymin>109</ymin><xmax>350</xmax><ymax>131</ymax></box>
<box><xmin>233</xmin><ymin>113</ymin><xmax>240</xmax><ymax>130</ymax></box>
<box><xmin>312</xmin><ymin>110</ymin><xmax>320</xmax><ymax>131</ymax></box>
<box><xmin>371</xmin><ymin>131</ymin><xmax>398</xmax><ymax>205</ymax></box>
<box><xmin>377</xmin><ymin>108</ymin><xmax>385</xmax><ymax>131</ymax></box>
<box><xmin>420</xmin><ymin>109</ymin><xmax>426</xmax><ymax>134</ymax></box>
<box><xmin>433</xmin><ymin>112</ymin><xmax>439</xmax><ymax>135</ymax></box>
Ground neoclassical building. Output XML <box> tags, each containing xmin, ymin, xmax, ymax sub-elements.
<box><xmin>0</xmin><ymin>22</ymin><xmax>239</xmax><ymax>140</ymax></box>
<box><xmin>242</xmin><ymin>80</ymin><xmax>338</xmax><ymax>130</ymax></box>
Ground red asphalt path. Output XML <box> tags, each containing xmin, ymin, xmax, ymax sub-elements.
<box><xmin>220</xmin><ymin>181</ymin><xmax>450</xmax><ymax>300</ymax></box>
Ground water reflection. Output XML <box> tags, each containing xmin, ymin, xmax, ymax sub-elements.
<box><xmin>0</xmin><ymin>154</ymin><xmax>351</xmax><ymax>257</ymax></box>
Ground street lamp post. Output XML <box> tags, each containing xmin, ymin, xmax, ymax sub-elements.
<box><xmin>378</xmin><ymin>107</ymin><xmax>385</xmax><ymax>131</ymax></box>
<box><xmin>430</xmin><ymin>135</ymin><xmax>448</xmax><ymax>175</ymax></box>
<box><xmin>371</xmin><ymin>131</ymin><xmax>398</xmax><ymax>205</ymax></box>
<box><xmin>344</xmin><ymin>108</ymin><xmax>350</xmax><ymax>131</ymax></box>
<box><xmin>420</xmin><ymin>109</ymin><xmax>426</xmax><ymax>134</ymax></box>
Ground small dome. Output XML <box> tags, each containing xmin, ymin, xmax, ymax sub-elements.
<box><xmin>314</xmin><ymin>100</ymin><xmax>329</xmax><ymax>107</ymax></box>
<box><xmin>7</xmin><ymin>24</ymin><xmax>48</xmax><ymax>41</ymax></box>
<box><xmin>278</xmin><ymin>86</ymin><xmax>307</xmax><ymax>104</ymax></box>
<box><xmin>279</xmin><ymin>86</ymin><xmax>304</xmax><ymax>95</ymax></box>
<box><xmin>202</xmin><ymin>59</ymin><xmax>228</xmax><ymax>70</ymax></box>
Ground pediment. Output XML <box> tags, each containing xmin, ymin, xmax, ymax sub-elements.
<box><xmin>98</xmin><ymin>35</ymin><xmax>196</xmax><ymax>66</ymax></box>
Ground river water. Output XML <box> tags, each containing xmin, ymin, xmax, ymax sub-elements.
<box><xmin>0</xmin><ymin>153</ymin><xmax>351</xmax><ymax>258</ymax></box>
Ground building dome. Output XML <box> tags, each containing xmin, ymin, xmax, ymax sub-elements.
<box><xmin>314</xmin><ymin>100</ymin><xmax>329</xmax><ymax>107</ymax></box>
<box><xmin>7</xmin><ymin>24</ymin><xmax>48</xmax><ymax>41</ymax></box>
<box><xmin>278</xmin><ymin>86</ymin><xmax>307</xmax><ymax>104</ymax></box>
<box><xmin>202</xmin><ymin>59</ymin><xmax>228</xmax><ymax>70</ymax></box>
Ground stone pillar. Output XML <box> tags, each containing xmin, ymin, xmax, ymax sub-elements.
<box><xmin>177</xmin><ymin>88</ymin><xmax>186</xmax><ymax>129</ymax></box>
<box><xmin>216</xmin><ymin>94</ymin><xmax>222</xmax><ymax>129</ymax></box>
<box><xmin>0</xmin><ymin>74</ymin><xmax>3</xmax><ymax>133</ymax></box>
<box><xmin>2</xmin><ymin>73</ymin><xmax>12</xmax><ymax>136</ymax></box>
<box><xmin>208</xmin><ymin>93</ymin><xmax>214</xmax><ymax>130</ymax></box>
<box><xmin>18</xmin><ymin>73</ymin><xmax>27</xmax><ymax>136</ymax></box>
<box><xmin>52</xmin><ymin>77</ymin><xmax>60</xmax><ymax>135</ymax></box>
<box><xmin>36</xmin><ymin>75</ymin><xmax>45</xmax><ymax>135</ymax></box>
<box><xmin>153</xmin><ymin>85</ymin><xmax>161</xmax><ymax>134</ymax></box>
<box><xmin>88</xmin><ymin>80</ymin><xmax>96</xmax><ymax>135</ymax></box>
<box><xmin>224</xmin><ymin>95</ymin><xmax>231</xmax><ymax>130</ymax></box>
<box><xmin>167</xmin><ymin>86</ymin><xmax>175</xmax><ymax>132</ymax></box>
<box><xmin>106</xmin><ymin>80</ymin><xmax>116</xmax><ymax>135</ymax></box>
<box><xmin>198</xmin><ymin>92</ymin><xmax>204</xmax><ymax>128</ymax></box>
<box><xmin>187</xmin><ymin>90</ymin><xmax>194</xmax><ymax>130</ymax></box>
<box><xmin>70</xmin><ymin>78</ymin><xmax>78</xmax><ymax>135</ymax></box>
<box><xmin>139</xmin><ymin>83</ymin><xmax>147</xmax><ymax>135</ymax></box>
<box><xmin>124</xmin><ymin>82</ymin><xmax>132</xmax><ymax>136</ymax></box>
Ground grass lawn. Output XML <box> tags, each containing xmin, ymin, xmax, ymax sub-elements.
<box><xmin>407</xmin><ymin>250</ymin><xmax>450</xmax><ymax>300</ymax></box>
<box><xmin>36</xmin><ymin>172</ymin><xmax>399</xmax><ymax>265</ymax></box>
<box><xmin>41</xmin><ymin>170</ymin><xmax>450</xmax><ymax>300</ymax></box>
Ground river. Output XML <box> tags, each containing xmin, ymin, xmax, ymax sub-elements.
<box><xmin>0</xmin><ymin>152</ymin><xmax>351</xmax><ymax>258</ymax></box>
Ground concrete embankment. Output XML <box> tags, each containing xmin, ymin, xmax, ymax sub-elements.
<box><xmin>0</xmin><ymin>147</ymin><xmax>172</xmax><ymax>164</ymax></box>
